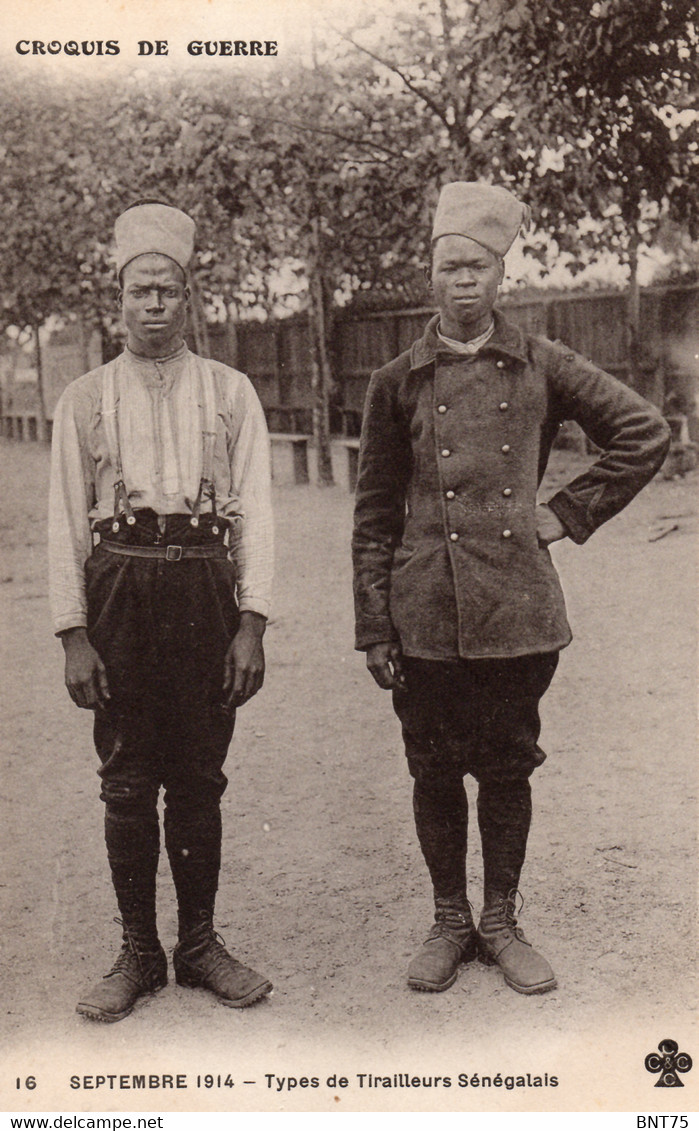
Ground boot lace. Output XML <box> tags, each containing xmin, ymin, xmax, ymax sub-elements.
<box><xmin>430</xmin><ymin>901</ymin><xmax>475</xmax><ymax>941</ymax></box>
<box><xmin>108</xmin><ymin>918</ymin><xmax>158</xmax><ymax>985</ymax></box>
<box><xmin>481</xmin><ymin>890</ymin><xmax>528</xmax><ymax>939</ymax></box>
<box><xmin>503</xmin><ymin>889</ymin><xmax>524</xmax><ymax>927</ymax></box>
<box><xmin>179</xmin><ymin>920</ymin><xmax>244</xmax><ymax>974</ymax></box>
<box><xmin>490</xmin><ymin>890</ymin><xmax>527</xmax><ymax>941</ymax></box>
<box><xmin>203</xmin><ymin>930</ymin><xmax>246</xmax><ymax>973</ymax></box>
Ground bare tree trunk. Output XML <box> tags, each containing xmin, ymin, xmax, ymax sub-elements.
<box><xmin>33</xmin><ymin>323</ymin><xmax>48</xmax><ymax>442</ymax></box>
<box><xmin>225</xmin><ymin>306</ymin><xmax>239</xmax><ymax>370</ymax></box>
<box><xmin>438</xmin><ymin>0</ymin><xmax>472</xmax><ymax>161</ymax></box>
<box><xmin>101</xmin><ymin>320</ymin><xmax>117</xmax><ymax>364</ymax></box>
<box><xmin>80</xmin><ymin>317</ymin><xmax>93</xmax><ymax>372</ymax></box>
<box><xmin>626</xmin><ymin>228</ymin><xmax>641</xmax><ymax>390</ymax></box>
<box><xmin>308</xmin><ymin>216</ymin><xmax>335</xmax><ymax>486</ymax></box>
<box><xmin>188</xmin><ymin>276</ymin><xmax>212</xmax><ymax>358</ymax></box>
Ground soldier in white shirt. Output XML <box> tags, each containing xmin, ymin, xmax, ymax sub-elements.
<box><xmin>49</xmin><ymin>201</ymin><xmax>274</xmax><ymax>1021</ymax></box>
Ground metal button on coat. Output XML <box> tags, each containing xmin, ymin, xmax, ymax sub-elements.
<box><xmin>501</xmin><ymin>444</ymin><xmax>511</xmax><ymax>453</ymax></box>
<box><xmin>503</xmin><ymin>487</ymin><xmax>512</xmax><ymax>496</ymax></box>
<box><xmin>499</xmin><ymin>401</ymin><xmax>509</xmax><ymax>411</ymax></box>
<box><xmin>437</xmin><ymin>404</ymin><xmax>447</xmax><ymax>414</ymax></box>
<box><xmin>496</xmin><ymin>360</ymin><xmax>505</xmax><ymax>369</ymax></box>
<box><xmin>441</xmin><ymin>449</ymin><xmax>451</xmax><ymax>457</ymax></box>
<box><xmin>450</xmin><ymin>532</ymin><xmax>459</xmax><ymax>541</ymax></box>
<box><xmin>502</xmin><ymin>529</ymin><xmax>512</xmax><ymax>538</ymax></box>
<box><xmin>446</xmin><ymin>490</ymin><xmax>455</xmax><ymax>499</ymax></box>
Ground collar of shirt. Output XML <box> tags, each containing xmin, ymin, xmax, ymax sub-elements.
<box><xmin>123</xmin><ymin>341</ymin><xmax>189</xmax><ymax>393</ymax></box>
<box><xmin>409</xmin><ymin>311</ymin><xmax>529</xmax><ymax>371</ymax></box>
<box><xmin>125</xmin><ymin>341</ymin><xmax>188</xmax><ymax>366</ymax></box>
<box><xmin>437</xmin><ymin>320</ymin><xmax>495</xmax><ymax>355</ymax></box>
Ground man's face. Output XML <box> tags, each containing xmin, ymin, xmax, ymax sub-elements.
<box><xmin>120</xmin><ymin>254</ymin><xmax>189</xmax><ymax>357</ymax></box>
<box><xmin>430</xmin><ymin>234</ymin><xmax>503</xmax><ymax>341</ymax></box>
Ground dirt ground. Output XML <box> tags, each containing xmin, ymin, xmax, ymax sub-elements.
<box><xmin>0</xmin><ymin>438</ymin><xmax>696</xmax><ymax>1112</ymax></box>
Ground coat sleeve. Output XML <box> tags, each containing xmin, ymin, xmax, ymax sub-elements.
<box><xmin>352</xmin><ymin>364</ymin><xmax>412</xmax><ymax>650</ymax></box>
<box><xmin>544</xmin><ymin>344</ymin><xmax>671</xmax><ymax>544</ymax></box>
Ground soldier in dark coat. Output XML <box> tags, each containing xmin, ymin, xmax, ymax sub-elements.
<box><xmin>352</xmin><ymin>182</ymin><xmax>670</xmax><ymax>996</ymax></box>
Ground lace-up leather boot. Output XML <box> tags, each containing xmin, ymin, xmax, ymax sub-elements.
<box><xmin>478</xmin><ymin>891</ymin><xmax>556</xmax><ymax>994</ymax></box>
<box><xmin>173</xmin><ymin>914</ymin><xmax>272</xmax><ymax>1008</ymax></box>
<box><xmin>76</xmin><ymin>921</ymin><xmax>168</xmax><ymax>1022</ymax></box>
<box><xmin>407</xmin><ymin>900</ymin><xmax>478</xmax><ymax>992</ymax></box>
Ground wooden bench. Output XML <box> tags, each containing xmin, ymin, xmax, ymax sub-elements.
<box><xmin>269</xmin><ymin>433</ymin><xmax>361</xmax><ymax>489</ymax></box>
<box><xmin>265</xmin><ymin>406</ymin><xmax>313</xmax><ymax>434</ymax></box>
<box><xmin>269</xmin><ymin>432</ymin><xmax>311</xmax><ymax>485</ymax></box>
<box><xmin>2</xmin><ymin>414</ymin><xmax>47</xmax><ymax>442</ymax></box>
<box><xmin>339</xmin><ymin>437</ymin><xmax>360</xmax><ymax>491</ymax></box>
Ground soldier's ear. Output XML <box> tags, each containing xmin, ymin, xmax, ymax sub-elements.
<box><xmin>184</xmin><ymin>285</ymin><xmax>191</xmax><ymax>302</ymax></box>
<box><xmin>116</xmin><ymin>288</ymin><xmax>124</xmax><ymax>308</ymax></box>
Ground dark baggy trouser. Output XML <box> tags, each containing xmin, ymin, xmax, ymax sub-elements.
<box><xmin>85</xmin><ymin>511</ymin><xmax>240</xmax><ymax>946</ymax></box>
<box><xmin>392</xmin><ymin>652</ymin><xmax>559</xmax><ymax>906</ymax></box>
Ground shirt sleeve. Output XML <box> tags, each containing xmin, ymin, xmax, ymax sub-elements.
<box><xmin>544</xmin><ymin>345</ymin><xmax>671</xmax><ymax>544</ymax></box>
<box><xmin>48</xmin><ymin>382</ymin><xmax>96</xmax><ymax>634</ymax></box>
<box><xmin>224</xmin><ymin>375</ymin><xmax>274</xmax><ymax>618</ymax></box>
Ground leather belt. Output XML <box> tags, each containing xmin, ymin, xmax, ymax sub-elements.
<box><xmin>100</xmin><ymin>541</ymin><xmax>228</xmax><ymax>562</ymax></box>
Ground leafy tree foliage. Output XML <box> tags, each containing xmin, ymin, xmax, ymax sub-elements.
<box><xmin>0</xmin><ymin>1</ymin><xmax>695</xmax><ymax>449</ymax></box>
<box><xmin>335</xmin><ymin>0</ymin><xmax>697</xmax><ymax>288</ymax></box>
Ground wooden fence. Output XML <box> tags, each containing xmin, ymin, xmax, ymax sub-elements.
<box><xmin>207</xmin><ymin>283</ymin><xmax>699</xmax><ymax>437</ymax></box>
<box><xmin>2</xmin><ymin>283</ymin><xmax>697</xmax><ymax>442</ymax></box>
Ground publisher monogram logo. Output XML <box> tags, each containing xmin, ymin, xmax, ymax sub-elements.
<box><xmin>644</xmin><ymin>1040</ymin><xmax>693</xmax><ymax>1087</ymax></box>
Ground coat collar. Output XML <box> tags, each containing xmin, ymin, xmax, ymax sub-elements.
<box><xmin>409</xmin><ymin>309</ymin><xmax>529</xmax><ymax>371</ymax></box>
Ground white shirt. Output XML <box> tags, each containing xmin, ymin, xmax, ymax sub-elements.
<box><xmin>48</xmin><ymin>344</ymin><xmax>274</xmax><ymax>633</ymax></box>
<box><xmin>437</xmin><ymin>320</ymin><xmax>495</xmax><ymax>355</ymax></box>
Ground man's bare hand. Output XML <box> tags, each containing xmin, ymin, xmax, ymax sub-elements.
<box><xmin>223</xmin><ymin>611</ymin><xmax>266</xmax><ymax>709</ymax></box>
<box><xmin>366</xmin><ymin>640</ymin><xmax>406</xmax><ymax>691</ymax></box>
<box><xmin>536</xmin><ymin>503</ymin><xmax>566</xmax><ymax>547</ymax></box>
<box><xmin>61</xmin><ymin>627</ymin><xmax>110</xmax><ymax>709</ymax></box>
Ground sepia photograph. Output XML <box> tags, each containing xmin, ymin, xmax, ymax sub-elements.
<box><xmin>0</xmin><ymin>0</ymin><xmax>696</xmax><ymax>1119</ymax></box>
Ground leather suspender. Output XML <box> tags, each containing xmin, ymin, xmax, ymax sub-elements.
<box><xmin>102</xmin><ymin>361</ymin><xmax>136</xmax><ymax>531</ymax></box>
<box><xmin>189</xmin><ymin>356</ymin><xmax>219</xmax><ymax>531</ymax></box>
<box><xmin>101</xmin><ymin>353</ymin><xmax>219</xmax><ymax>532</ymax></box>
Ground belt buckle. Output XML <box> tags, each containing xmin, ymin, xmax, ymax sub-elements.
<box><xmin>165</xmin><ymin>544</ymin><xmax>183</xmax><ymax>562</ymax></box>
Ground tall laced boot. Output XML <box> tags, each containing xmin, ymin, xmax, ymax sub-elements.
<box><xmin>77</xmin><ymin>806</ymin><xmax>166</xmax><ymax>1022</ymax></box>
<box><xmin>477</xmin><ymin>890</ymin><xmax>556</xmax><ymax>995</ymax></box>
<box><xmin>407</xmin><ymin>898</ymin><xmax>478</xmax><ymax>992</ymax></box>
<box><xmin>76</xmin><ymin>918</ymin><xmax>168</xmax><ymax>1022</ymax></box>
<box><xmin>166</xmin><ymin>797</ymin><xmax>272</xmax><ymax>1007</ymax></box>
<box><xmin>173</xmin><ymin>910</ymin><xmax>273</xmax><ymax>1008</ymax></box>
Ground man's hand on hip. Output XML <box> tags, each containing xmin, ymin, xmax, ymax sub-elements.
<box><xmin>61</xmin><ymin>627</ymin><xmax>110</xmax><ymax>709</ymax></box>
<box><xmin>366</xmin><ymin>641</ymin><xmax>406</xmax><ymax>691</ymax></box>
<box><xmin>536</xmin><ymin>503</ymin><xmax>567</xmax><ymax>547</ymax></box>
<box><xmin>223</xmin><ymin>611</ymin><xmax>267</xmax><ymax>709</ymax></box>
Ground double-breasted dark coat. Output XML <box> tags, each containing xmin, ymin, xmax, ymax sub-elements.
<box><xmin>352</xmin><ymin>311</ymin><xmax>670</xmax><ymax>661</ymax></box>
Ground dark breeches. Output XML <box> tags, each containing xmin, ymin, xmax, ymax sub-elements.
<box><xmin>93</xmin><ymin>688</ymin><xmax>234</xmax><ymax>933</ymax></box>
<box><xmin>392</xmin><ymin>653</ymin><xmax>559</xmax><ymax>901</ymax></box>
<box><xmin>86</xmin><ymin>512</ymin><xmax>240</xmax><ymax>937</ymax></box>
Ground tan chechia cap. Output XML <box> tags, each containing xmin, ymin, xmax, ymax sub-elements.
<box><xmin>115</xmin><ymin>202</ymin><xmax>196</xmax><ymax>276</ymax></box>
<box><xmin>432</xmin><ymin>182</ymin><xmax>530</xmax><ymax>257</ymax></box>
